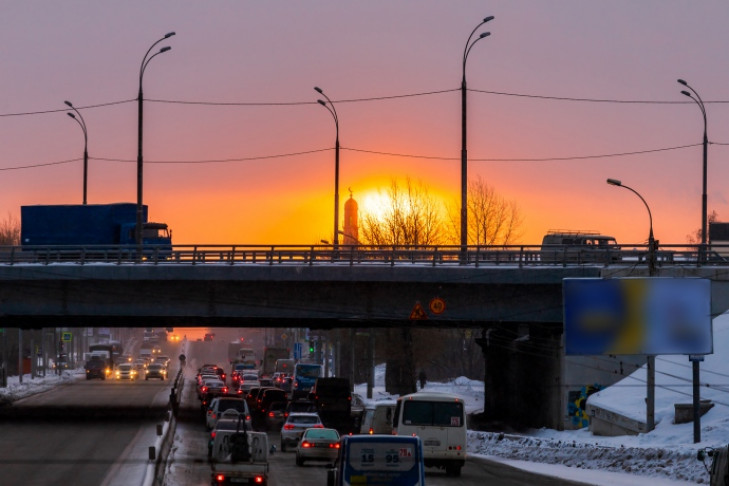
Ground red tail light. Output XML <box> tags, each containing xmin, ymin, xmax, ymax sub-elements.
<box><xmin>211</xmin><ymin>431</ymin><xmax>217</xmax><ymax>439</ymax></box>
<box><xmin>313</xmin><ymin>424</ymin><xmax>324</xmax><ymax>428</ymax></box>
<box><xmin>254</xmin><ymin>476</ymin><xmax>264</xmax><ymax>484</ymax></box>
<box><xmin>301</xmin><ymin>441</ymin><xmax>311</xmax><ymax>448</ymax></box>
<box><xmin>201</xmin><ymin>386</ymin><xmax>208</xmax><ymax>393</ymax></box>
<box><xmin>222</xmin><ymin>387</ymin><xmax>228</xmax><ymax>394</ymax></box>
<box><xmin>215</xmin><ymin>474</ymin><xmax>225</xmax><ymax>482</ymax></box>
<box><xmin>268</xmin><ymin>412</ymin><xmax>275</xmax><ymax>417</ymax></box>
<box><xmin>329</xmin><ymin>443</ymin><xmax>340</xmax><ymax>449</ymax></box>
<box><xmin>283</xmin><ymin>423</ymin><xmax>295</xmax><ymax>430</ymax></box>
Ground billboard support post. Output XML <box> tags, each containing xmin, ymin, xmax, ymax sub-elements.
<box><xmin>647</xmin><ymin>356</ymin><xmax>655</xmax><ymax>431</ymax></box>
<box><xmin>690</xmin><ymin>354</ymin><xmax>704</xmax><ymax>443</ymax></box>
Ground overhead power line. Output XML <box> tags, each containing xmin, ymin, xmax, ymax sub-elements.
<box><xmin>0</xmin><ymin>99</ymin><xmax>134</xmax><ymax>117</ymax></box>
<box><xmin>91</xmin><ymin>148</ymin><xmax>332</xmax><ymax>164</ymax></box>
<box><xmin>344</xmin><ymin>143</ymin><xmax>703</xmax><ymax>162</ymax></box>
<box><xmin>5</xmin><ymin>85</ymin><xmax>729</xmax><ymax>117</ymax></box>
<box><xmin>0</xmin><ymin>158</ymin><xmax>81</xmax><ymax>171</ymax></box>
<box><xmin>146</xmin><ymin>88</ymin><xmax>459</xmax><ymax>106</ymax></box>
<box><xmin>467</xmin><ymin>88</ymin><xmax>729</xmax><ymax>105</ymax></box>
<box><xmin>5</xmin><ymin>141</ymin><xmax>727</xmax><ymax>171</ymax></box>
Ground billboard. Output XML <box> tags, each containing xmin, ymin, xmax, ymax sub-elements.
<box><xmin>564</xmin><ymin>278</ymin><xmax>712</xmax><ymax>356</ymax></box>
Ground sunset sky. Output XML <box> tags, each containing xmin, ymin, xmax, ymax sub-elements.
<box><xmin>2</xmin><ymin>1</ymin><xmax>729</xmax><ymax>246</ymax></box>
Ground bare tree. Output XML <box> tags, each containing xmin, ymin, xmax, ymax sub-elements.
<box><xmin>360</xmin><ymin>177</ymin><xmax>446</xmax><ymax>246</ymax></box>
<box><xmin>0</xmin><ymin>212</ymin><xmax>20</xmax><ymax>245</ymax></box>
<box><xmin>687</xmin><ymin>210</ymin><xmax>718</xmax><ymax>244</ymax></box>
<box><xmin>448</xmin><ymin>176</ymin><xmax>523</xmax><ymax>246</ymax></box>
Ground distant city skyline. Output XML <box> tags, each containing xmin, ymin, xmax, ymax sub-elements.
<box><xmin>2</xmin><ymin>1</ymin><xmax>729</xmax><ymax>245</ymax></box>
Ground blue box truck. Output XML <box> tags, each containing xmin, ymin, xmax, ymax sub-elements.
<box><xmin>20</xmin><ymin>203</ymin><xmax>172</xmax><ymax>258</ymax></box>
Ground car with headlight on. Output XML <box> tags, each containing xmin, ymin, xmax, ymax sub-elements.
<box><xmin>116</xmin><ymin>363</ymin><xmax>137</xmax><ymax>380</ymax></box>
<box><xmin>280</xmin><ymin>412</ymin><xmax>324</xmax><ymax>452</ymax></box>
<box><xmin>145</xmin><ymin>363</ymin><xmax>167</xmax><ymax>380</ymax></box>
<box><xmin>296</xmin><ymin>427</ymin><xmax>340</xmax><ymax>466</ymax></box>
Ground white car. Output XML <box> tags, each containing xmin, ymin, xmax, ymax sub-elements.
<box><xmin>296</xmin><ymin>427</ymin><xmax>340</xmax><ymax>466</ymax></box>
<box><xmin>115</xmin><ymin>363</ymin><xmax>137</xmax><ymax>380</ymax></box>
<box><xmin>238</xmin><ymin>373</ymin><xmax>261</xmax><ymax>392</ymax></box>
<box><xmin>280</xmin><ymin>412</ymin><xmax>324</xmax><ymax>452</ymax></box>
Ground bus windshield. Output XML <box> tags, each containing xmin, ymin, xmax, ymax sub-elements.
<box><xmin>296</xmin><ymin>365</ymin><xmax>321</xmax><ymax>378</ymax></box>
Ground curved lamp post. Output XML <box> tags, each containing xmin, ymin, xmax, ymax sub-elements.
<box><xmin>677</xmin><ymin>79</ymin><xmax>708</xmax><ymax>262</ymax></box>
<box><xmin>606</xmin><ymin>177</ymin><xmax>657</xmax><ymax>433</ymax></box>
<box><xmin>460</xmin><ymin>16</ymin><xmax>494</xmax><ymax>258</ymax></box>
<box><xmin>314</xmin><ymin>86</ymin><xmax>340</xmax><ymax>252</ymax></box>
<box><xmin>64</xmin><ymin>101</ymin><xmax>89</xmax><ymax>205</ymax></box>
<box><xmin>606</xmin><ymin>178</ymin><xmax>655</xmax><ymax>275</ymax></box>
<box><xmin>136</xmin><ymin>32</ymin><xmax>175</xmax><ymax>250</ymax></box>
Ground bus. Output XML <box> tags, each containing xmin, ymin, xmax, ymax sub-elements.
<box><xmin>327</xmin><ymin>435</ymin><xmax>424</xmax><ymax>486</ymax></box>
<box><xmin>392</xmin><ymin>391</ymin><xmax>467</xmax><ymax>477</ymax></box>
<box><xmin>291</xmin><ymin>362</ymin><xmax>323</xmax><ymax>400</ymax></box>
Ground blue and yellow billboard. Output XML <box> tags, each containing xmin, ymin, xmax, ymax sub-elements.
<box><xmin>564</xmin><ymin>278</ymin><xmax>712</xmax><ymax>355</ymax></box>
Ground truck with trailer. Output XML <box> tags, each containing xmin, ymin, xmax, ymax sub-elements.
<box><xmin>20</xmin><ymin>203</ymin><xmax>171</xmax><ymax>259</ymax></box>
<box><xmin>260</xmin><ymin>347</ymin><xmax>289</xmax><ymax>378</ymax></box>
<box><xmin>210</xmin><ymin>416</ymin><xmax>269</xmax><ymax>485</ymax></box>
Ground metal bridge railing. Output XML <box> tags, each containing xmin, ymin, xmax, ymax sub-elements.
<box><xmin>1</xmin><ymin>243</ymin><xmax>727</xmax><ymax>267</ymax></box>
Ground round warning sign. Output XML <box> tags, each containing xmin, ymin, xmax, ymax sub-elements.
<box><xmin>429</xmin><ymin>297</ymin><xmax>446</xmax><ymax>315</ymax></box>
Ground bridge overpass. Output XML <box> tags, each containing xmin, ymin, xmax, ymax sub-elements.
<box><xmin>2</xmin><ymin>244</ymin><xmax>728</xmax><ymax>431</ymax></box>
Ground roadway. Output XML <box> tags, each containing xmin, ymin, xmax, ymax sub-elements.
<box><xmin>0</xmin><ymin>374</ymin><xmax>174</xmax><ymax>486</ymax></box>
<box><xmin>0</xmin><ymin>329</ymin><xmax>595</xmax><ymax>486</ymax></box>
<box><xmin>164</xmin><ymin>333</ymin><xmax>593</xmax><ymax>486</ymax></box>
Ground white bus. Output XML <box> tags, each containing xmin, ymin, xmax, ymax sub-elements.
<box><xmin>392</xmin><ymin>391</ymin><xmax>466</xmax><ymax>477</ymax></box>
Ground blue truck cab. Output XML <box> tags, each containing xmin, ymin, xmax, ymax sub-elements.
<box><xmin>20</xmin><ymin>203</ymin><xmax>171</xmax><ymax>257</ymax></box>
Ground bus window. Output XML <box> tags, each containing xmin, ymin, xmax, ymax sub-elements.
<box><xmin>402</xmin><ymin>400</ymin><xmax>463</xmax><ymax>427</ymax></box>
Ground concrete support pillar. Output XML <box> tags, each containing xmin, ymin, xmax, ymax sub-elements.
<box><xmin>477</xmin><ymin>322</ymin><xmax>563</xmax><ymax>430</ymax></box>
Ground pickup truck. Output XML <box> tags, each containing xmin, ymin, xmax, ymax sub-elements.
<box><xmin>210</xmin><ymin>417</ymin><xmax>269</xmax><ymax>486</ymax></box>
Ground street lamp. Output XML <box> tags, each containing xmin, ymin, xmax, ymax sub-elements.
<box><xmin>136</xmin><ymin>31</ymin><xmax>175</xmax><ymax>252</ymax></box>
<box><xmin>461</xmin><ymin>16</ymin><xmax>494</xmax><ymax>258</ymax></box>
<box><xmin>64</xmin><ymin>100</ymin><xmax>89</xmax><ymax>205</ymax></box>
<box><xmin>606</xmin><ymin>177</ymin><xmax>657</xmax><ymax>433</ymax></box>
<box><xmin>314</xmin><ymin>86</ymin><xmax>340</xmax><ymax>252</ymax></box>
<box><xmin>606</xmin><ymin>178</ymin><xmax>655</xmax><ymax>275</ymax></box>
<box><xmin>677</xmin><ymin>79</ymin><xmax>708</xmax><ymax>261</ymax></box>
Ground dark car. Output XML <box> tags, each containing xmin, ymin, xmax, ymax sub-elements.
<box><xmin>264</xmin><ymin>401</ymin><xmax>287</xmax><ymax>431</ymax></box>
<box><xmin>256</xmin><ymin>388</ymin><xmax>288</xmax><ymax>429</ymax></box>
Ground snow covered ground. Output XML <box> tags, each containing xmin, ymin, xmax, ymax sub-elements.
<box><xmin>0</xmin><ymin>367</ymin><xmax>82</xmax><ymax>405</ymax></box>
<box><xmin>355</xmin><ymin>314</ymin><xmax>729</xmax><ymax>485</ymax></box>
